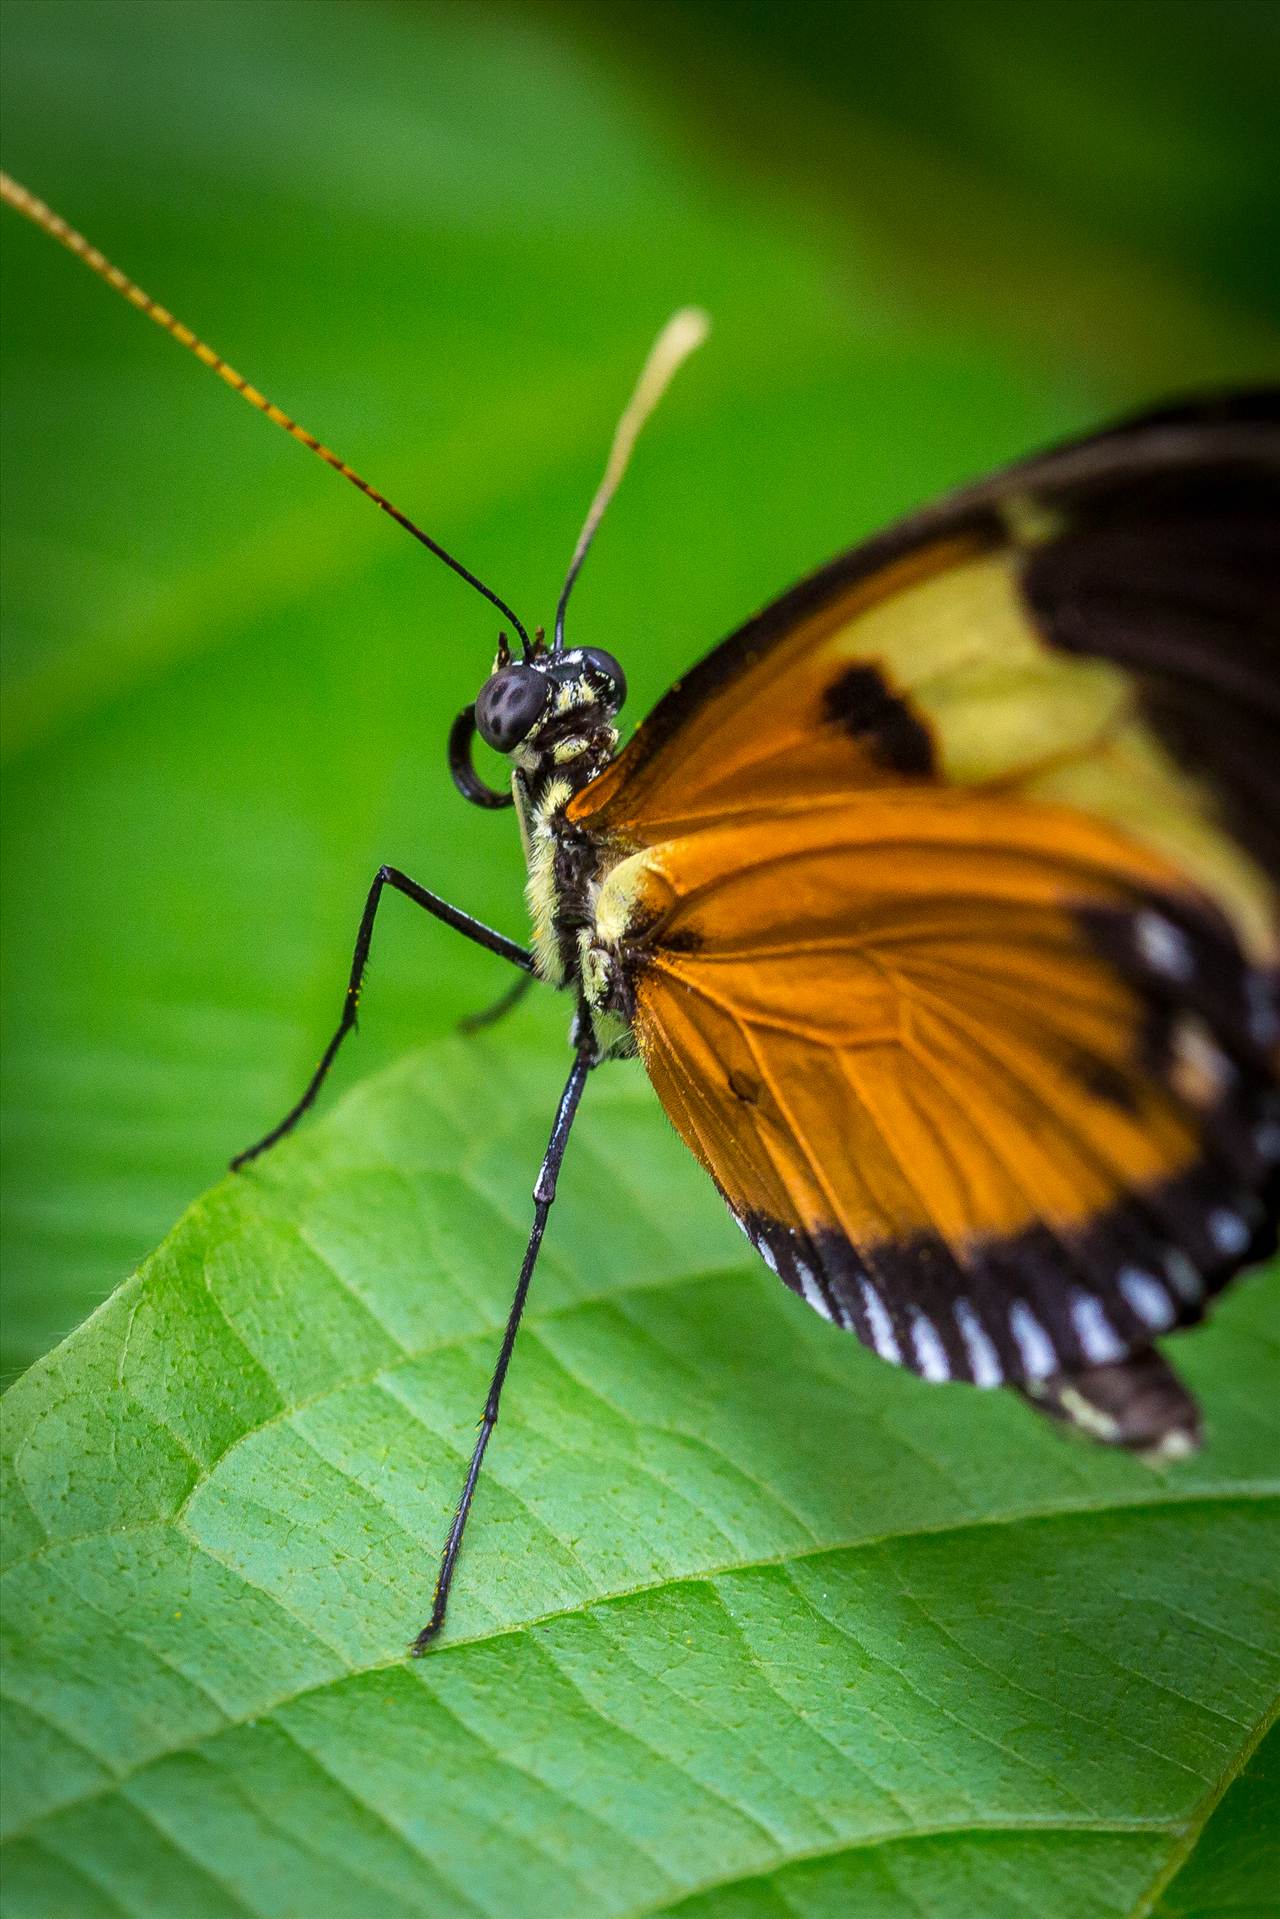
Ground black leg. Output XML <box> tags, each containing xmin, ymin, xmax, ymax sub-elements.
<box><xmin>458</xmin><ymin>972</ymin><xmax>536</xmax><ymax>1035</ymax></box>
<box><xmin>231</xmin><ymin>865</ymin><xmax>534</xmax><ymax>1170</ymax></box>
<box><xmin>412</xmin><ymin>1046</ymin><xmax>593</xmax><ymax>1653</ymax></box>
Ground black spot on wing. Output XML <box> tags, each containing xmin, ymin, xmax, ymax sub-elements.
<box><xmin>1066</xmin><ymin>1049</ymin><xmax>1139</xmax><ymax>1114</ymax></box>
<box><xmin>656</xmin><ymin>926</ymin><xmax>705</xmax><ymax>956</ymax></box>
<box><xmin>822</xmin><ymin>663</ymin><xmax>936</xmax><ymax>776</ymax></box>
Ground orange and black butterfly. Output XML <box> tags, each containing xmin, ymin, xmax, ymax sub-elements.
<box><xmin>5</xmin><ymin>173</ymin><xmax>1277</xmax><ymax>1650</ymax></box>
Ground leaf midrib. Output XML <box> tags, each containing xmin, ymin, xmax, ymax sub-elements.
<box><xmin>5</xmin><ymin>1481</ymin><xmax>1275</xmax><ymax>1862</ymax></box>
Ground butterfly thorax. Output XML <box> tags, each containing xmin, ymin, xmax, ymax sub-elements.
<box><xmin>498</xmin><ymin>657</ymin><xmax>629</xmax><ymax>1026</ymax></box>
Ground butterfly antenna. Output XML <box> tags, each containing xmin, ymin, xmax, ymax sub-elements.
<box><xmin>553</xmin><ymin>306</ymin><xmax>710</xmax><ymax>652</ymax></box>
<box><xmin>0</xmin><ymin>172</ymin><xmax>532</xmax><ymax>654</ymax></box>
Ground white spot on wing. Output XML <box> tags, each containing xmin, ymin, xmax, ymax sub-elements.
<box><xmin>755</xmin><ymin>1236</ymin><xmax>779</xmax><ymax>1274</ymax></box>
<box><xmin>1135</xmin><ymin>911</ymin><xmax>1192</xmax><ymax>982</ymax></box>
<box><xmin>793</xmin><ymin>1256</ymin><xmax>834</xmax><ymax>1323</ymax></box>
<box><xmin>1246</xmin><ymin>973</ymin><xmax>1278</xmax><ymax>1047</ymax></box>
<box><xmin>1070</xmin><ymin>1292</ymin><xmax>1126</xmax><ymax>1364</ymax></box>
<box><xmin>1009</xmin><ymin>1301</ymin><xmax>1058</xmax><ymax>1381</ymax></box>
<box><xmin>953</xmin><ymin>1299</ymin><xmax>1002</xmax><ymax>1387</ymax></box>
<box><xmin>1152</xmin><ymin>1427</ymin><xmax>1198</xmax><ymax>1462</ymax></box>
<box><xmin>1208</xmin><ymin>1207</ymin><xmax>1250</xmax><ymax>1257</ymax></box>
<box><xmin>1170</xmin><ymin>1016</ymin><xmax>1234</xmax><ymax>1106</ymax></box>
<box><xmin>859</xmin><ymin>1278</ymin><xmax>901</xmax><ymax>1365</ymax></box>
<box><xmin>1119</xmin><ymin>1267</ymin><xmax>1176</xmax><ymax>1331</ymax></box>
<box><xmin>911</xmin><ymin>1312</ymin><xmax>951</xmax><ymax>1382</ymax></box>
<box><xmin>1162</xmin><ymin>1248</ymin><xmax>1202</xmax><ymax>1301</ymax></box>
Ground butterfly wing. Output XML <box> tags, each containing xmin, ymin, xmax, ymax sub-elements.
<box><xmin>573</xmin><ymin>394</ymin><xmax>1280</xmax><ymax>1447</ymax></box>
<box><xmin>578</xmin><ymin>393</ymin><xmax>1278</xmax><ymax>945</ymax></box>
<box><xmin>595</xmin><ymin>799</ymin><xmax>1276</xmax><ymax>1415</ymax></box>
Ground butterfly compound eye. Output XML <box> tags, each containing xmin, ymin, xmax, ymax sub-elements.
<box><xmin>474</xmin><ymin>664</ymin><xmax>551</xmax><ymax>752</ymax></box>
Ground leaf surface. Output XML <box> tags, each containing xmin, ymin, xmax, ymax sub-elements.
<box><xmin>4</xmin><ymin>1031</ymin><xmax>1278</xmax><ymax>1917</ymax></box>
<box><xmin>3</xmin><ymin>2</ymin><xmax>1278</xmax><ymax>1910</ymax></box>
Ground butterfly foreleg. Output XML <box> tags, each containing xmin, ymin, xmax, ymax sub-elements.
<box><xmin>412</xmin><ymin>1044</ymin><xmax>594</xmax><ymax>1652</ymax></box>
<box><xmin>231</xmin><ymin>865</ymin><xmax>534</xmax><ymax>1170</ymax></box>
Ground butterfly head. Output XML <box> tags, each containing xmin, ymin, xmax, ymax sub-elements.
<box><xmin>450</xmin><ymin>639</ymin><xmax>627</xmax><ymax>808</ymax></box>
<box><xmin>442</xmin><ymin>305</ymin><xmax>706</xmax><ymax>810</ymax></box>
<box><xmin>476</xmin><ymin>644</ymin><xmax>627</xmax><ymax>756</ymax></box>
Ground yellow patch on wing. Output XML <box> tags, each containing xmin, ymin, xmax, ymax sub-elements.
<box><xmin>828</xmin><ymin>546</ymin><xmax>1132</xmax><ymax>781</ymax></box>
<box><xmin>576</xmin><ymin>527</ymin><xmax>1275</xmax><ymax>963</ymax></box>
<box><xmin>1025</xmin><ymin>723</ymin><xmax>1276</xmax><ymax>963</ymax></box>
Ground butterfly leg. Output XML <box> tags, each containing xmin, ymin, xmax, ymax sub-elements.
<box><xmin>458</xmin><ymin>971</ymin><xmax>536</xmax><ymax>1035</ymax></box>
<box><xmin>231</xmin><ymin>865</ymin><xmax>534</xmax><ymax>1170</ymax></box>
<box><xmin>412</xmin><ymin>1045</ymin><xmax>593</xmax><ymax>1652</ymax></box>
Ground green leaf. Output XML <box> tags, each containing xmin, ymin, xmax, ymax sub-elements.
<box><xmin>3</xmin><ymin>1033</ymin><xmax>1278</xmax><ymax>1917</ymax></box>
<box><xmin>4</xmin><ymin>3</ymin><xmax>1279</xmax><ymax>1908</ymax></box>
<box><xmin>1145</xmin><ymin>1721</ymin><xmax>1279</xmax><ymax>1919</ymax></box>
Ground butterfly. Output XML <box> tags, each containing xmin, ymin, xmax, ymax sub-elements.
<box><xmin>5</xmin><ymin>172</ymin><xmax>1277</xmax><ymax>1652</ymax></box>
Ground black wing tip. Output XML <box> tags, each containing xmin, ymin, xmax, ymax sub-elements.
<box><xmin>1103</xmin><ymin>385</ymin><xmax>1280</xmax><ymax>436</ymax></box>
<box><xmin>1022</xmin><ymin>1348</ymin><xmax>1203</xmax><ymax>1460</ymax></box>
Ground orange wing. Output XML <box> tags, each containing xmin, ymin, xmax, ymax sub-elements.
<box><xmin>571</xmin><ymin>396</ymin><xmax>1279</xmax><ymax>1421</ymax></box>
<box><xmin>596</xmin><ymin>794</ymin><xmax>1277</xmax><ymax>1393</ymax></box>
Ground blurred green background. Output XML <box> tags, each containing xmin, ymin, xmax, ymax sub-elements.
<box><xmin>2</xmin><ymin>0</ymin><xmax>1278</xmax><ymax>1379</ymax></box>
